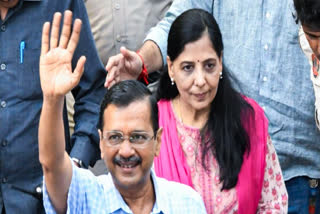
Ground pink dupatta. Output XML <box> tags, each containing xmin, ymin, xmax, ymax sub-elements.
<box><xmin>154</xmin><ymin>98</ymin><xmax>267</xmax><ymax>214</ymax></box>
<box><xmin>154</xmin><ymin>100</ymin><xmax>193</xmax><ymax>187</ymax></box>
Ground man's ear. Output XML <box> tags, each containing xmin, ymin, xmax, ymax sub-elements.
<box><xmin>98</xmin><ymin>129</ymin><xmax>104</xmax><ymax>159</ymax></box>
<box><xmin>167</xmin><ymin>56</ymin><xmax>174</xmax><ymax>80</ymax></box>
<box><xmin>154</xmin><ymin>128</ymin><xmax>163</xmax><ymax>157</ymax></box>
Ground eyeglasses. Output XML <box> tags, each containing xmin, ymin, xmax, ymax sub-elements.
<box><xmin>102</xmin><ymin>131</ymin><xmax>155</xmax><ymax>148</ymax></box>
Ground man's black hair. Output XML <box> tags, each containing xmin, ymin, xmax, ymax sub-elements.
<box><xmin>98</xmin><ymin>80</ymin><xmax>159</xmax><ymax>135</ymax></box>
<box><xmin>294</xmin><ymin>0</ymin><xmax>320</xmax><ymax>28</ymax></box>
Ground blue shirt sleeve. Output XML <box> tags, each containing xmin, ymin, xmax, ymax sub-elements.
<box><xmin>144</xmin><ymin>0</ymin><xmax>213</xmax><ymax>66</ymax></box>
<box><xmin>43</xmin><ymin>160</ymin><xmax>106</xmax><ymax>214</ymax></box>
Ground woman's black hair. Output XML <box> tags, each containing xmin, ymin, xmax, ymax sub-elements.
<box><xmin>294</xmin><ymin>0</ymin><xmax>320</xmax><ymax>28</ymax></box>
<box><xmin>156</xmin><ymin>9</ymin><xmax>253</xmax><ymax>190</ymax></box>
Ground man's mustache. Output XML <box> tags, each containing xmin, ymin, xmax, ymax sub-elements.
<box><xmin>113</xmin><ymin>156</ymin><xmax>142</xmax><ymax>165</ymax></box>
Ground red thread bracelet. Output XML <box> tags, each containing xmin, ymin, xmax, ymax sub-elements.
<box><xmin>136</xmin><ymin>51</ymin><xmax>149</xmax><ymax>85</ymax></box>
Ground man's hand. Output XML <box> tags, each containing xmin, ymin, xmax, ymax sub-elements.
<box><xmin>40</xmin><ymin>11</ymin><xmax>86</xmax><ymax>99</ymax></box>
<box><xmin>105</xmin><ymin>47</ymin><xmax>142</xmax><ymax>88</ymax></box>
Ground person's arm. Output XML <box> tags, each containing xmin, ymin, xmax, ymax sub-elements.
<box><xmin>68</xmin><ymin>0</ymin><xmax>106</xmax><ymax>168</ymax></box>
<box><xmin>143</xmin><ymin>0</ymin><xmax>213</xmax><ymax>65</ymax></box>
<box><xmin>38</xmin><ymin>11</ymin><xmax>86</xmax><ymax>213</ymax></box>
<box><xmin>104</xmin><ymin>42</ymin><xmax>163</xmax><ymax>88</ymax></box>
<box><xmin>104</xmin><ymin>0</ymin><xmax>212</xmax><ymax>88</ymax></box>
<box><xmin>139</xmin><ymin>41</ymin><xmax>164</xmax><ymax>74</ymax></box>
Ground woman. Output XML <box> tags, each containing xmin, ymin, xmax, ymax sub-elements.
<box><xmin>155</xmin><ymin>9</ymin><xmax>288</xmax><ymax>213</ymax></box>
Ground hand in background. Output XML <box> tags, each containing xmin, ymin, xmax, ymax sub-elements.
<box><xmin>40</xmin><ymin>10</ymin><xmax>86</xmax><ymax>99</ymax></box>
<box><xmin>105</xmin><ymin>47</ymin><xmax>142</xmax><ymax>88</ymax></box>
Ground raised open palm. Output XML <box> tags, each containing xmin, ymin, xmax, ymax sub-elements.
<box><xmin>40</xmin><ymin>11</ymin><xmax>86</xmax><ymax>98</ymax></box>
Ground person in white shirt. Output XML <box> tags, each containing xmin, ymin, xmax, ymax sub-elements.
<box><xmin>295</xmin><ymin>0</ymin><xmax>320</xmax><ymax>131</ymax></box>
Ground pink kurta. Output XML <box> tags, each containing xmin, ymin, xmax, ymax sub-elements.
<box><xmin>154</xmin><ymin>98</ymin><xmax>288</xmax><ymax>213</ymax></box>
<box><xmin>174</xmin><ymin>105</ymin><xmax>288</xmax><ymax>213</ymax></box>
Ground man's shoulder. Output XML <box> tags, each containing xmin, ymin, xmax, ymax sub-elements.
<box><xmin>96</xmin><ymin>173</ymin><xmax>114</xmax><ymax>190</ymax></box>
<box><xmin>156</xmin><ymin>176</ymin><xmax>202</xmax><ymax>201</ymax></box>
<box><xmin>73</xmin><ymin>165</ymin><xmax>112</xmax><ymax>192</ymax></box>
<box><xmin>75</xmin><ymin>169</ymin><xmax>119</xmax><ymax>202</ymax></box>
<box><xmin>154</xmin><ymin>176</ymin><xmax>206</xmax><ymax>212</ymax></box>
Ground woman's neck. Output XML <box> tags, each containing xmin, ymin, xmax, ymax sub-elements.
<box><xmin>172</xmin><ymin>96</ymin><xmax>210</xmax><ymax>129</ymax></box>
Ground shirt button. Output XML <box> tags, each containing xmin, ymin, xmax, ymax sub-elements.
<box><xmin>1</xmin><ymin>101</ymin><xmax>6</xmax><ymax>108</ymax></box>
<box><xmin>263</xmin><ymin>76</ymin><xmax>268</xmax><ymax>82</ymax></box>
<box><xmin>0</xmin><ymin>25</ymin><xmax>5</xmax><ymax>32</ymax></box>
<box><xmin>114</xmin><ymin>3</ymin><xmax>120</xmax><ymax>10</ymax></box>
<box><xmin>266</xmin><ymin>12</ymin><xmax>271</xmax><ymax>19</ymax></box>
<box><xmin>2</xmin><ymin>177</ymin><xmax>7</xmax><ymax>183</ymax></box>
<box><xmin>0</xmin><ymin>63</ymin><xmax>6</xmax><ymax>71</ymax></box>
<box><xmin>36</xmin><ymin>186</ymin><xmax>42</xmax><ymax>194</ymax></box>
<box><xmin>116</xmin><ymin>35</ymin><xmax>121</xmax><ymax>42</ymax></box>
<box><xmin>1</xmin><ymin>140</ymin><xmax>7</xmax><ymax>147</ymax></box>
<box><xmin>264</xmin><ymin>44</ymin><xmax>269</xmax><ymax>51</ymax></box>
